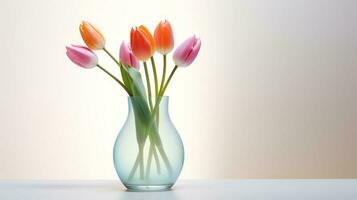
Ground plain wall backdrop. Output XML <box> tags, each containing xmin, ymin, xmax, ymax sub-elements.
<box><xmin>0</xmin><ymin>0</ymin><xmax>356</xmax><ymax>179</ymax></box>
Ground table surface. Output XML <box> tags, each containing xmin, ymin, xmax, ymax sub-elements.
<box><xmin>1</xmin><ymin>180</ymin><xmax>356</xmax><ymax>200</ymax></box>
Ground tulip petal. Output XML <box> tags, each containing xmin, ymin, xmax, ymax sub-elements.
<box><xmin>154</xmin><ymin>20</ymin><xmax>174</xmax><ymax>54</ymax></box>
<box><xmin>173</xmin><ymin>35</ymin><xmax>201</xmax><ymax>67</ymax></box>
<box><xmin>173</xmin><ymin>35</ymin><xmax>196</xmax><ymax>66</ymax></box>
<box><xmin>120</xmin><ymin>41</ymin><xmax>140</xmax><ymax>70</ymax></box>
<box><xmin>139</xmin><ymin>25</ymin><xmax>155</xmax><ymax>51</ymax></box>
<box><xmin>79</xmin><ymin>21</ymin><xmax>105</xmax><ymax>50</ymax></box>
<box><xmin>183</xmin><ymin>37</ymin><xmax>201</xmax><ymax>67</ymax></box>
<box><xmin>66</xmin><ymin>44</ymin><xmax>98</xmax><ymax>68</ymax></box>
<box><xmin>130</xmin><ymin>53</ymin><xmax>140</xmax><ymax>69</ymax></box>
<box><xmin>120</xmin><ymin>42</ymin><xmax>131</xmax><ymax>65</ymax></box>
<box><xmin>130</xmin><ymin>26</ymin><xmax>154</xmax><ymax>61</ymax></box>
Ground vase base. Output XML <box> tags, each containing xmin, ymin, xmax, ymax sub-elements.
<box><xmin>125</xmin><ymin>184</ymin><xmax>173</xmax><ymax>192</ymax></box>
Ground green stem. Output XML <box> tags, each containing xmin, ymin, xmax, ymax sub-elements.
<box><xmin>155</xmin><ymin>55</ymin><xmax>167</xmax><ymax>147</ymax></box>
<box><xmin>147</xmin><ymin>120</ymin><xmax>173</xmax><ymax>175</ymax></box>
<box><xmin>153</xmin><ymin>145</ymin><xmax>161</xmax><ymax>174</ymax></box>
<box><xmin>153</xmin><ymin>66</ymin><xmax>178</xmax><ymax>174</ymax></box>
<box><xmin>160</xmin><ymin>65</ymin><xmax>178</xmax><ymax>97</ymax></box>
<box><xmin>139</xmin><ymin>148</ymin><xmax>144</xmax><ymax>179</ymax></box>
<box><xmin>156</xmin><ymin>143</ymin><xmax>173</xmax><ymax>174</ymax></box>
<box><xmin>149</xmin><ymin>65</ymin><xmax>178</xmax><ymax>125</ymax></box>
<box><xmin>127</xmin><ymin>145</ymin><xmax>144</xmax><ymax>180</ymax></box>
<box><xmin>143</xmin><ymin>61</ymin><xmax>154</xmax><ymax>111</ymax></box>
<box><xmin>130</xmin><ymin>137</ymin><xmax>162</xmax><ymax>180</ymax></box>
<box><xmin>159</xmin><ymin>55</ymin><xmax>167</xmax><ymax>95</ymax></box>
<box><xmin>128</xmin><ymin>65</ymin><xmax>178</xmax><ymax>180</ymax></box>
<box><xmin>103</xmin><ymin>47</ymin><xmax>119</xmax><ymax>66</ymax></box>
<box><xmin>127</xmin><ymin>153</ymin><xmax>140</xmax><ymax>180</ymax></box>
<box><xmin>96</xmin><ymin>64</ymin><xmax>132</xmax><ymax>95</ymax></box>
<box><xmin>103</xmin><ymin>47</ymin><xmax>129</xmax><ymax>74</ymax></box>
<box><xmin>145</xmin><ymin>126</ymin><xmax>163</xmax><ymax>179</ymax></box>
<box><xmin>145</xmin><ymin>143</ymin><xmax>154</xmax><ymax>179</ymax></box>
<box><xmin>150</xmin><ymin>57</ymin><xmax>159</xmax><ymax>97</ymax></box>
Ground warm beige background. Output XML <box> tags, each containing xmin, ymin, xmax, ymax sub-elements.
<box><xmin>0</xmin><ymin>0</ymin><xmax>356</xmax><ymax>179</ymax></box>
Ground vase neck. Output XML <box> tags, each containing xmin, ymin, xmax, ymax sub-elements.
<box><xmin>127</xmin><ymin>96</ymin><xmax>170</xmax><ymax>117</ymax></box>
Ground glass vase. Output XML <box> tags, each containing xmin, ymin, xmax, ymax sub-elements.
<box><xmin>113</xmin><ymin>96</ymin><xmax>184</xmax><ymax>191</ymax></box>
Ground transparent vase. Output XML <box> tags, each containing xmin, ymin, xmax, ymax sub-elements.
<box><xmin>113</xmin><ymin>96</ymin><xmax>184</xmax><ymax>191</ymax></box>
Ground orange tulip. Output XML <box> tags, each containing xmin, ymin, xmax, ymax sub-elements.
<box><xmin>79</xmin><ymin>21</ymin><xmax>105</xmax><ymax>50</ymax></box>
<box><xmin>130</xmin><ymin>25</ymin><xmax>155</xmax><ymax>61</ymax></box>
<box><xmin>154</xmin><ymin>20</ymin><xmax>174</xmax><ymax>55</ymax></box>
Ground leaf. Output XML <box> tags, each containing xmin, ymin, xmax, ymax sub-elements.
<box><xmin>128</xmin><ymin>68</ymin><xmax>148</xmax><ymax>98</ymax></box>
<box><xmin>127</xmin><ymin>68</ymin><xmax>153</xmax><ymax>145</ymax></box>
<box><xmin>120</xmin><ymin>66</ymin><xmax>132</xmax><ymax>94</ymax></box>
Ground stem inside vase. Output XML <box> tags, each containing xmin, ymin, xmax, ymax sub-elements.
<box><xmin>127</xmin><ymin>100</ymin><xmax>173</xmax><ymax>181</ymax></box>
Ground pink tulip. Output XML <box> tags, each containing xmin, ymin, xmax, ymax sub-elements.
<box><xmin>173</xmin><ymin>35</ymin><xmax>201</xmax><ymax>67</ymax></box>
<box><xmin>66</xmin><ymin>44</ymin><xmax>98</xmax><ymax>68</ymax></box>
<box><xmin>119</xmin><ymin>41</ymin><xmax>140</xmax><ymax>70</ymax></box>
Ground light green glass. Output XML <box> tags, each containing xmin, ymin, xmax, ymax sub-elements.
<box><xmin>113</xmin><ymin>96</ymin><xmax>184</xmax><ymax>191</ymax></box>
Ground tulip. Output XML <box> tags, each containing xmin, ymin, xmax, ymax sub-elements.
<box><xmin>130</xmin><ymin>25</ymin><xmax>155</xmax><ymax>61</ymax></box>
<box><xmin>79</xmin><ymin>21</ymin><xmax>106</xmax><ymax>50</ymax></box>
<box><xmin>154</xmin><ymin>20</ymin><xmax>174</xmax><ymax>55</ymax></box>
<box><xmin>66</xmin><ymin>44</ymin><xmax>98</xmax><ymax>68</ymax></box>
<box><xmin>173</xmin><ymin>35</ymin><xmax>201</xmax><ymax>67</ymax></box>
<box><xmin>119</xmin><ymin>41</ymin><xmax>140</xmax><ymax>70</ymax></box>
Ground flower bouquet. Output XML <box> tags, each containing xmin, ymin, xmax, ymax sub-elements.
<box><xmin>66</xmin><ymin>20</ymin><xmax>201</xmax><ymax>191</ymax></box>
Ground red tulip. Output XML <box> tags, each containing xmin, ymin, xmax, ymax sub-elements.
<box><xmin>130</xmin><ymin>25</ymin><xmax>155</xmax><ymax>61</ymax></box>
<box><xmin>154</xmin><ymin>20</ymin><xmax>174</xmax><ymax>55</ymax></box>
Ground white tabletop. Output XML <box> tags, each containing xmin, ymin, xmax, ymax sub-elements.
<box><xmin>0</xmin><ymin>180</ymin><xmax>356</xmax><ymax>200</ymax></box>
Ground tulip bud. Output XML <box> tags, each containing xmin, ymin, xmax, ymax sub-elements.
<box><xmin>130</xmin><ymin>25</ymin><xmax>155</xmax><ymax>61</ymax></box>
<box><xmin>173</xmin><ymin>35</ymin><xmax>201</xmax><ymax>67</ymax></box>
<box><xmin>66</xmin><ymin>44</ymin><xmax>98</xmax><ymax>68</ymax></box>
<box><xmin>154</xmin><ymin>20</ymin><xmax>174</xmax><ymax>55</ymax></box>
<box><xmin>79</xmin><ymin>21</ymin><xmax>106</xmax><ymax>50</ymax></box>
<box><xmin>119</xmin><ymin>41</ymin><xmax>140</xmax><ymax>70</ymax></box>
